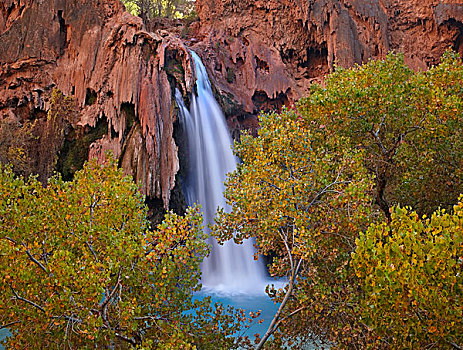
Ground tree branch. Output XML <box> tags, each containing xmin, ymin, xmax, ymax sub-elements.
<box><xmin>51</xmin><ymin>315</ymin><xmax>83</xmax><ymax>324</ymax></box>
<box><xmin>5</xmin><ymin>236</ymin><xmax>17</xmax><ymax>244</ymax></box>
<box><xmin>6</xmin><ymin>237</ymin><xmax>50</xmax><ymax>275</ymax></box>
<box><xmin>9</xmin><ymin>284</ymin><xmax>45</xmax><ymax>313</ymax></box>
<box><xmin>260</xmin><ymin>180</ymin><xmax>282</xmax><ymax>192</ymax></box>
<box><xmin>23</xmin><ymin>244</ymin><xmax>49</xmax><ymax>275</ymax></box>
<box><xmin>304</xmin><ymin>169</ymin><xmax>346</xmax><ymax>213</ymax></box>
<box><xmin>114</xmin><ymin>332</ymin><xmax>137</xmax><ymax>346</ymax></box>
<box><xmin>447</xmin><ymin>340</ymin><xmax>462</xmax><ymax>350</ymax></box>
<box><xmin>0</xmin><ymin>320</ymin><xmax>20</xmax><ymax>329</ymax></box>
<box><xmin>272</xmin><ymin>306</ymin><xmax>308</xmax><ymax>333</ymax></box>
<box><xmin>86</xmin><ymin>241</ymin><xmax>99</xmax><ymax>262</ymax></box>
<box><xmin>256</xmin><ymin>258</ymin><xmax>303</xmax><ymax>350</ymax></box>
<box><xmin>369</xmin><ymin>127</ymin><xmax>387</xmax><ymax>156</ymax></box>
<box><xmin>100</xmin><ymin>267</ymin><xmax>122</xmax><ymax>326</ymax></box>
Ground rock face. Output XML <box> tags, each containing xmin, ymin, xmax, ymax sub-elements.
<box><xmin>192</xmin><ymin>0</ymin><xmax>463</xmax><ymax>132</ymax></box>
<box><xmin>0</xmin><ymin>0</ymin><xmax>196</xmax><ymax>209</ymax></box>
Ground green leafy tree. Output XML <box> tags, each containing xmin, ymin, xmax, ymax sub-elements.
<box><xmin>214</xmin><ymin>52</ymin><xmax>463</xmax><ymax>348</ymax></box>
<box><xmin>0</xmin><ymin>157</ymin><xmax>251</xmax><ymax>348</ymax></box>
<box><xmin>352</xmin><ymin>196</ymin><xmax>463</xmax><ymax>348</ymax></box>
<box><xmin>213</xmin><ymin>109</ymin><xmax>376</xmax><ymax>349</ymax></box>
<box><xmin>122</xmin><ymin>0</ymin><xmax>195</xmax><ymax>21</ymax></box>
<box><xmin>297</xmin><ymin>51</ymin><xmax>463</xmax><ymax>218</ymax></box>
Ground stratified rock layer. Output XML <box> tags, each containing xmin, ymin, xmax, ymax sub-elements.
<box><xmin>0</xmin><ymin>0</ymin><xmax>195</xmax><ymax>208</ymax></box>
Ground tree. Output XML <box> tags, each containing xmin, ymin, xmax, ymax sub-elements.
<box><xmin>122</xmin><ymin>0</ymin><xmax>196</xmax><ymax>21</ymax></box>
<box><xmin>351</xmin><ymin>196</ymin><xmax>463</xmax><ymax>348</ymax></box>
<box><xmin>213</xmin><ymin>109</ymin><xmax>376</xmax><ymax>349</ymax></box>
<box><xmin>214</xmin><ymin>51</ymin><xmax>463</xmax><ymax>349</ymax></box>
<box><xmin>0</xmin><ymin>88</ymin><xmax>78</xmax><ymax>182</ymax></box>
<box><xmin>0</xmin><ymin>157</ymin><xmax>251</xmax><ymax>348</ymax></box>
<box><xmin>0</xmin><ymin>117</ymin><xmax>35</xmax><ymax>177</ymax></box>
<box><xmin>297</xmin><ymin>51</ymin><xmax>463</xmax><ymax>218</ymax></box>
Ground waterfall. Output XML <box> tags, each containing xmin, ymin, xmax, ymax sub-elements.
<box><xmin>175</xmin><ymin>51</ymin><xmax>267</xmax><ymax>294</ymax></box>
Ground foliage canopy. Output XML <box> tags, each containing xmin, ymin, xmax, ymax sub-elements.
<box><xmin>0</xmin><ymin>157</ymin><xmax>250</xmax><ymax>349</ymax></box>
<box><xmin>298</xmin><ymin>51</ymin><xmax>463</xmax><ymax>217</ymax></box>
<box><xmin>122</xmin><ymin>0</ymin><xmax>196</xmax><ymax>20</ymax></box>
<box><xmin>213</xmin><ymin>109</ymin><xmax>376</xmax><ymax>348</ymax></box>
<box><xmin>215</xmin><ymin>51</ymin><xmax>463</xmax><ymax>349</ymax></box>
<box><xmin>352</xmin><ymin>197</ymin><xmax>463</xmax><ymax>348</ymax></box>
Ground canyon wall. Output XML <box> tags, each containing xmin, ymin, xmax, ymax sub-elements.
<box><xmin>0</xmin><ymin>0</ymin><xmax>196</xmax><ymax>209</ymax></box>
<box><xmin>191</xmin><ymin>0</ymin><xmax>463</xmax><ymax>136</ymax></box>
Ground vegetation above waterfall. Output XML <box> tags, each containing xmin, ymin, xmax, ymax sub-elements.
<box><xmin>122</xmin><ymin>0</ymin><xmax>196</xmax><ymax>20</ymax></box>
<box><xmin>213</xmin><ymin>51</ymin><xmax>462</xmax><ymax>349</ymax></box>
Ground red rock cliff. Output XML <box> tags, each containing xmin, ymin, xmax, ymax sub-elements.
<box><xmin>192</xmin><ymin>0</ymin><xmax>463</xmax><ymax>124</ymax></box>
<box><xmin>0</xmin><ymin>0</ymin><xmax>196</xmax><ymax>208</ymax></box>
<box><xmin>1</xmin><ymin>0</ymin><xmax>462</xmax><ymax>208</ymax></box>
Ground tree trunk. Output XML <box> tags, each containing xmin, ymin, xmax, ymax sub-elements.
<box><xmin>375</xmin><ymin>172</ymin><xmax>391</xmax><ymax>222</ymax></box>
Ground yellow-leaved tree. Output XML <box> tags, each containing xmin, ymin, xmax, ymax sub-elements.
<box><xmin>214</xmin><ymin>51</ymin><xmax>463</xmax><ymax>349</ymax></box>
<box><xmin>0</xmin><ymin>157</ymin><xmax>253</xmax><ymax>349</ymax></box>
<box><xmin>352</xmin><ymin>196</ymin><xmax>463</xmax><ymax>348</ymax></box>
<box><xmin>213</xmin><ymin>109</ymin><xmax>376</xmax><ymax>349</ymax></box>
<box><xmin>298</xmin><ymin>51</ymin><xmax>463</xmax><ymax>218</ymax></box>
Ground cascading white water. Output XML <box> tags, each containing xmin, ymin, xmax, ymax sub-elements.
<box><xmin>175</xmin><ymin>51</ymin><xmax>267</xmax><ymax>294</ymax></box>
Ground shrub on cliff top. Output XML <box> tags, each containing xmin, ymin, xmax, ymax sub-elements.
<box><xmin>122</xmin><ymin>0</ymin><xmax>196</xmax><ymax>20</ymax></box>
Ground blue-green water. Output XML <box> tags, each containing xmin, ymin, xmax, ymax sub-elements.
<box><xmin>195</xmin><ymin>289</ymin><xmax>325</xmax><ymax>349</ymax></box>
<box><xmin>0</xmin><ymin>329</ymin><xmax>10</xmax><ymax>350</ymax></box>
<box><xmin>195</xmin><ymin>290</ymin><xmax>279</xmax><ymax>339</ymax></box>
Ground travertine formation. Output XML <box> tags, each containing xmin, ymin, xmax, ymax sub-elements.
<box><xmin>193</xmin><ymin>0</ymin><xmax>463</xmax><ymax>122</ymax></box>
<box><xmin>0</xmin><ymin>0</ymin><xmax>462</xmax><ymax>208</ymax></box>
<box><xmin>0</xmin><ymin>0</ymin><xmax>195</xmax><ymax>208</ymax></box>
